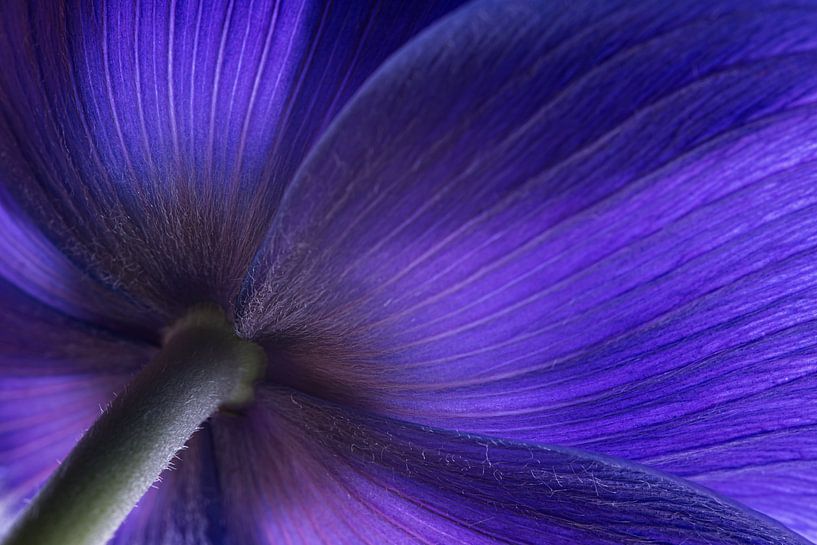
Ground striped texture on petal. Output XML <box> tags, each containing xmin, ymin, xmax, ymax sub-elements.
<box><xmin>241</xmin><ymin>0</ymin><xmax>817</xmax><ymax>538</ymax></box>
<box><xmin>0</xmin><ymin>279</ymin><xmax>148</xmax><ymax>531</ymax></box>
<box><xmin>215</xmin><ymin>388</ymin><xmax>812</xmax><ymax>545</ymax></box>
<box><xmin>0</xmin><ymin>187</ymin><xmax>157</xmax><ymax>336</ymax></box>
<box><xmin>0</xmin><ymin>0</ymin><xmax>462</xmax><ymax>324</ymax></box>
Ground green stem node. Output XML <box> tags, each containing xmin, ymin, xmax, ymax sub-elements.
<box><xmin>3</xmin><ymin>306</ymin><xmax>265</xmax><ymax>545</ymax></box>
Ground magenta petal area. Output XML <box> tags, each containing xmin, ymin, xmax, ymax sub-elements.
<box><xmin>240</xmin><ymin>0</ymin><xmax>817</xmax><ymax>538</ymax></box>
<box><xmin>0</xmin><ymin>0</ymin><xmax>462</xmax><ymax>322</ymax></box>
<box><xmin>0</xmin><ymin>278</ymin><xmax>150</xmax><ymax>530</ymax></box>
<box><xmin>208</xmin><ymin>387</ymin><xmax>811</xmax><ymax>545</ymax></box>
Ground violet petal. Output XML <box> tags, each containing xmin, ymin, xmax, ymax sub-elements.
<box><xmin>0</xmin><ymin>278</ymin><xmax>148</xmax><ymax>526</ymax></box>
<box><xmin>226</xmin><ymin>387</ymin><xmax>812</xmax><ymax>545</ymax></box>
<box><xmin>240</xmin><ymin>0</ymin><xmax>817</xmax><ymax>536</ymax></box>
<box><xmin>0</xmin><ymin>0</ymin><xmax>462</xmax><ymax>320</ymax></box>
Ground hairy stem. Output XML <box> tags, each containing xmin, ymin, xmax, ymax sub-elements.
<box><xmin>3</xmin><ymin>306</ymin><xmax>265</xmax><ymax>545</ymax></box>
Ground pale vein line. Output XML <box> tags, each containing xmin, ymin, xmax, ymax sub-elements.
<box><xmin>133</xmin><ymin>0</ymin><xmax>157</xmax><ymax>178</ymax></box>
<box><xmin>231</xmin><ymin>0</ymin><xmax>282</xmax><ymax>183</ymax></box>
<box><xmin>166</xmin><ymin>0</ymin><xmax>180</xmax><ymax>161</ymax></box>
<box><xmin>101</xmin><ymin>0</ymin><xmax>136</xmax><ymax>176</ymax></box>
<box><xmin>187</xmin><ymin>0</ymin><xmax>205</xmax><ymax>161</ymax></box>
<box><xmin>205</xmin><ymin>0</ymin><xmax>236</xmax><ymax>178</ymax></box>
<box><xmin>221</xmin><ymin>0</ymin><xmax>256</xmax><ymax>177</ymax></box>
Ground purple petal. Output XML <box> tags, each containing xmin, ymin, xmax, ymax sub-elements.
<box><xmin>0</xmin><ymin>0</ymin><xmax>462</xmax><ymax>320</ymax></box>
<box><xmin>0</xmin><ymin>188</ymin><xmax>158</xmax><ymax>335</ymax></box>
<box><xmin>240</xmin><ymin>0</ymin><xmax>817</xmax><ymax>537</ymax></box>
<box><xmin>0</xmin><ymin>278</ymin><xmax>148</xmax><ymax>529</ymax></box>
<box><xmin>221</xmin><ymin>387</ymin><xmax>811</xmax><ymax>545</ymax></box>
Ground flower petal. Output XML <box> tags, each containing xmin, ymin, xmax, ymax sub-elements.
<box><xmin>218</xmin><ymin>387</ymin><xmax>811</xmax><ymax>545</ymax></box>
<box><xmin>0</xmin><ymin>278</ymin><xmax>148</xmax><ymax>531</ymax></box>
<box><xmin>0</xmin><ymin>187</ymin><xmax>158</xmax><ymax>336</ymax></box>
<box><xmin>0</xmin><ymin>0</ymin><xmax>462</xmax><ymax>320</ymax></box>
<box><xmin>241</xmin><ymin>0</ymin><xmax>817</xmax><ymax>536</ymax></box>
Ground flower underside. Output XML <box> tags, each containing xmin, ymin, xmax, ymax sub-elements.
<box><xmin>1</xmin><ymin>0</ymin><xmax>817</xmax><ymax>544</ymax></box>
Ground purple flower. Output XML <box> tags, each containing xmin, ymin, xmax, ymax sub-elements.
<box><xmin>1</xmin><ymin>0</ymin><xmax>816</xmax><ymax>543</ymax></box>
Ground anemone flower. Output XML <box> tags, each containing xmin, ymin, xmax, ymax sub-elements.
<box><xmin>1</xmin><ymin>0</ymin><xmax>816</xmax><ymax>544</ymax></box>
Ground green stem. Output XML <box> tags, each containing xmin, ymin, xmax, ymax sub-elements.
<box><xmin>3</xmin><ymin>306</ymin><xmax>265</xmax><ymax>545</ymax></box>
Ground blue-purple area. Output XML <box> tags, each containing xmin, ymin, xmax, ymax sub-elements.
<box><xmin>1</xmin><ymin>1</ymin><xmax>816</xmax><ymax>543</ymax></box>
